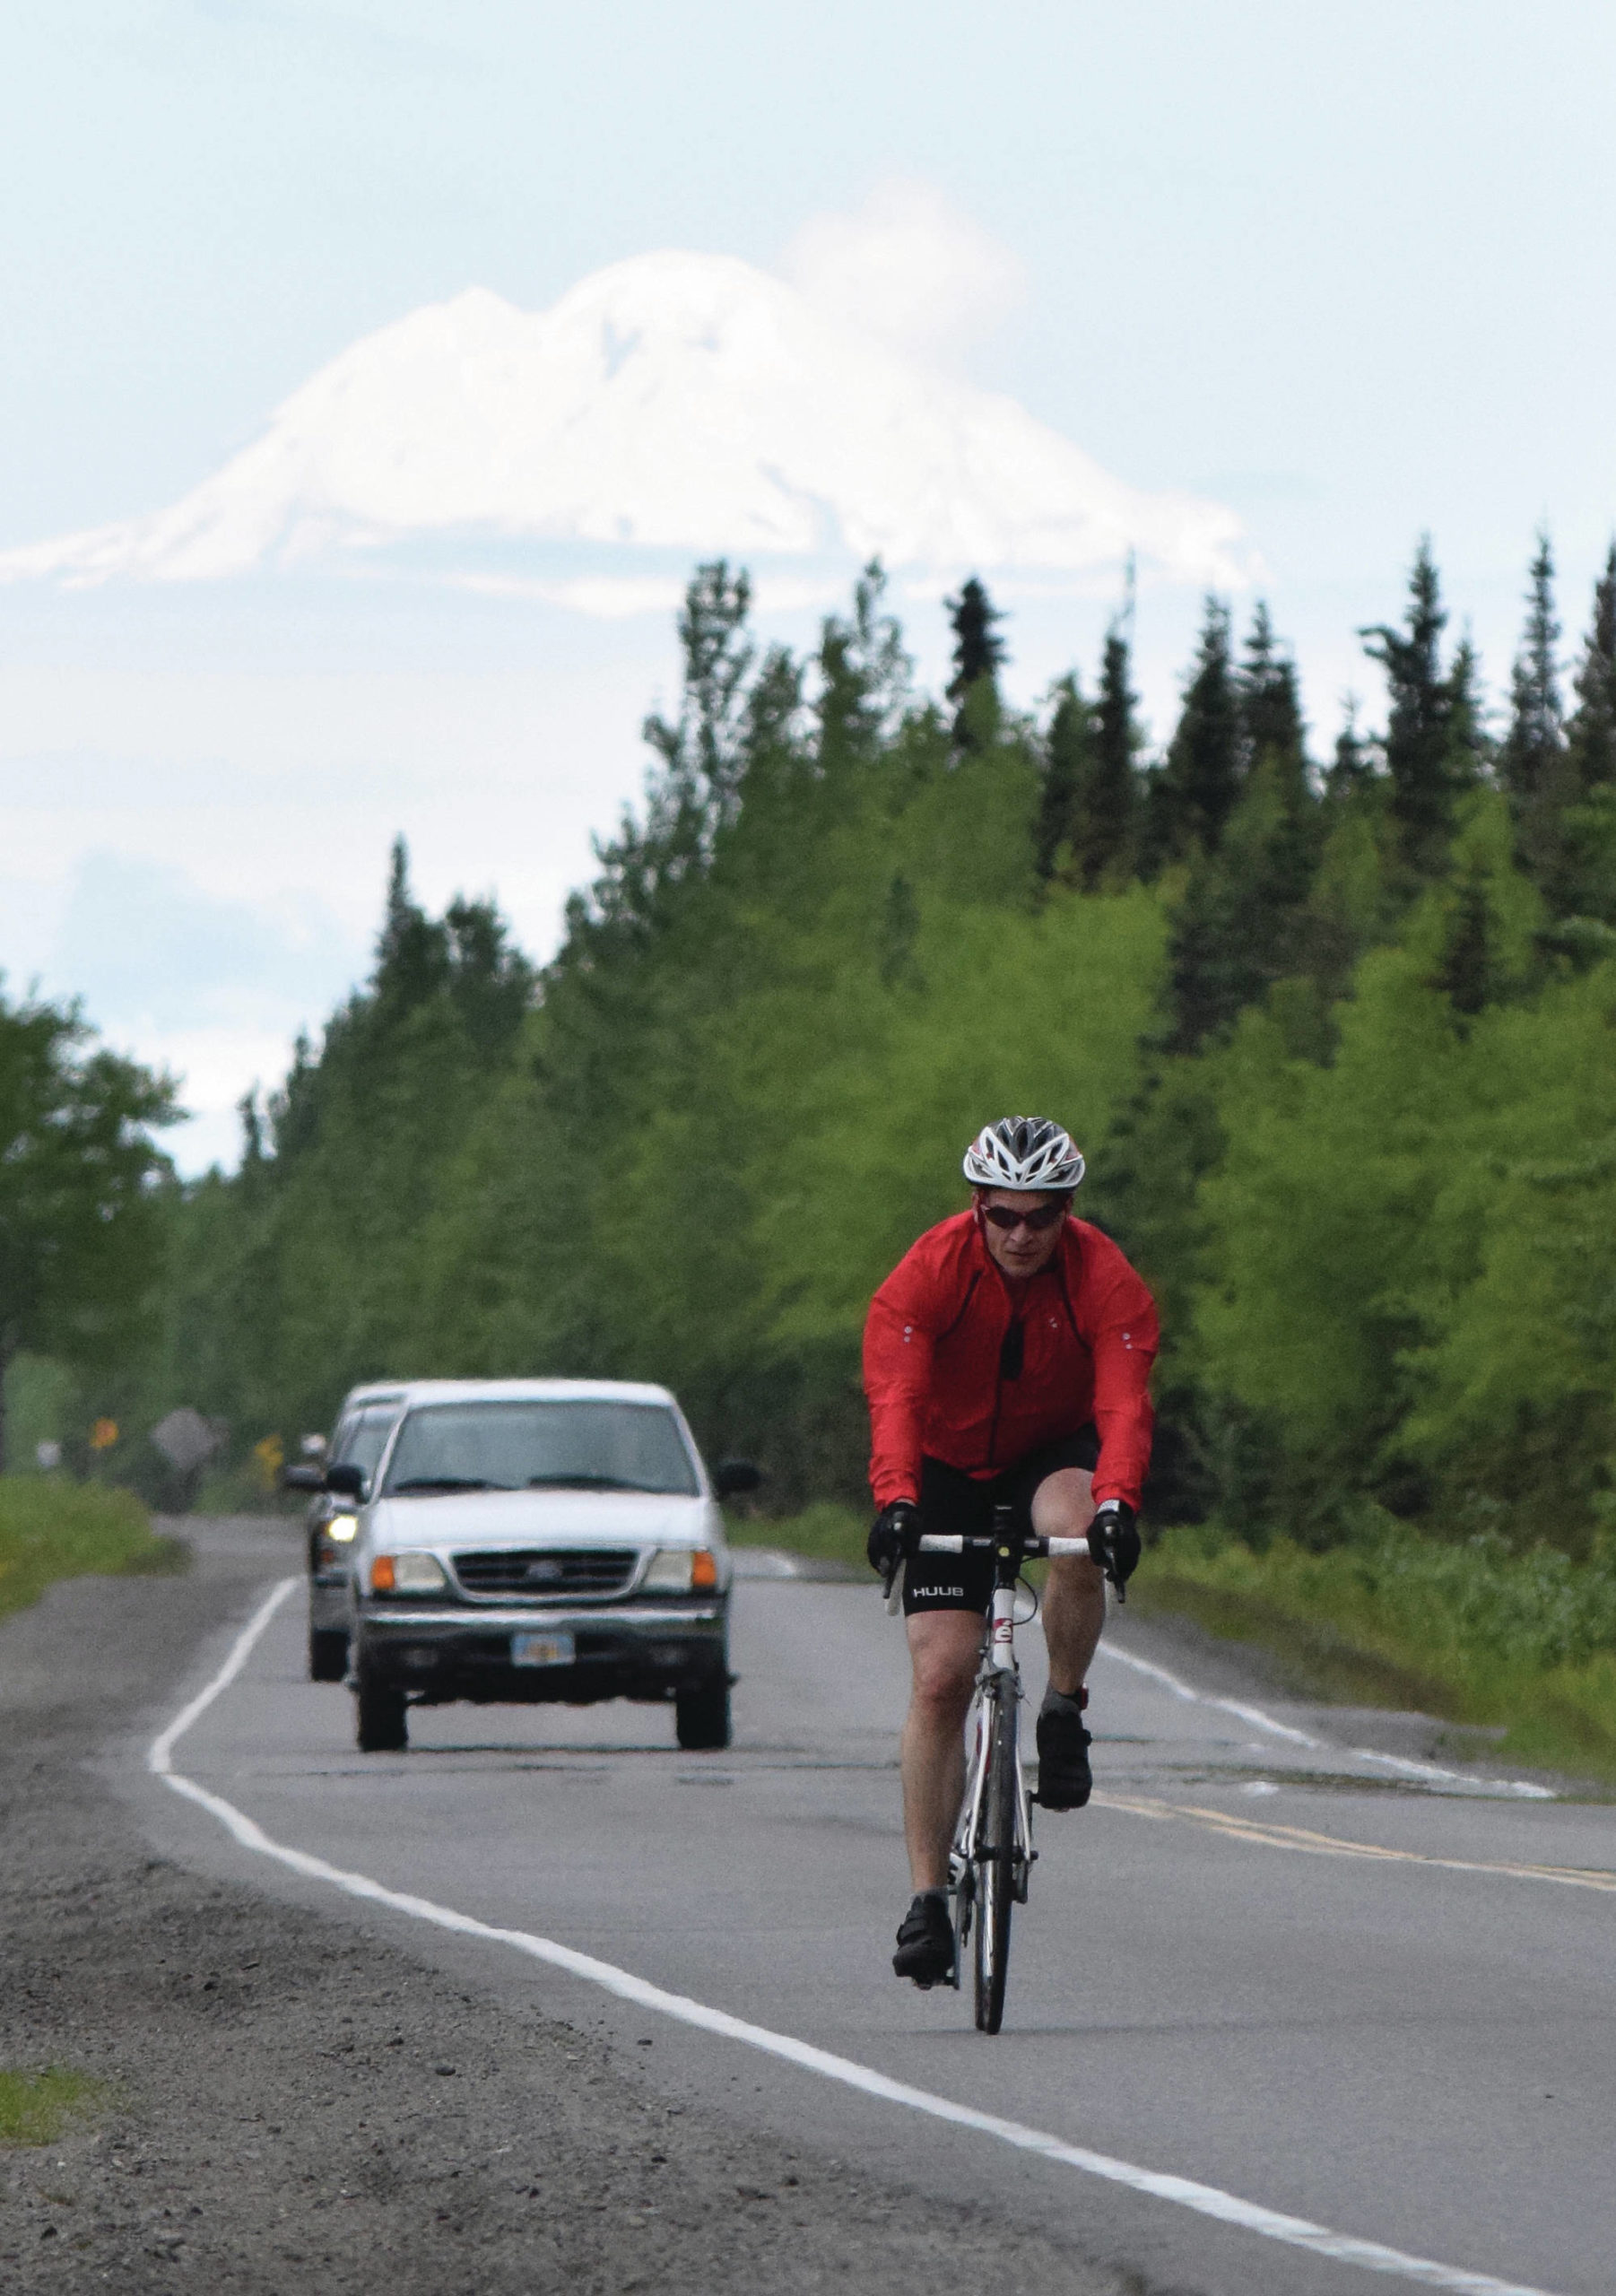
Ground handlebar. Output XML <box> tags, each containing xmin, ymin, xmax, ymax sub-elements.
<box><xmin>913</xmin><ymin>1532</ymin><xmax>1090</xmax><ymax>1557</ymax></box>
<box><xmin>882</xmin><ymin>1523</ymin><xmax>1128</xmax><ymax>1610</ymax></box>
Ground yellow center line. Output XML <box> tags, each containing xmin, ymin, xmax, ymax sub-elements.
<box><xmin>1090</xmin><ymin>1791</ymin><xmax>1616</xmax><ymax>1892</ymax></box>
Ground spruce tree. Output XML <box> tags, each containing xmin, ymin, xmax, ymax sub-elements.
<box><xmin>1079</xmin><ymin>624</ymin><xmax>1140</xmax><ymax>886</ymax></box>
<box><xmin>1360</xmin><ymin>539</ymin><xmax>1465</xmax><ymax>874</ymax></box>
<box><xmin>1035</xmin><ymin>674</ymin><xmax>1091</xmax><ymax>881</ymax></box>
<box><xmin>1160</xmin><ymin>602</ymin><xmax>1324</xmax><ymax>1052</ymax></box>
<box><xmin>946</xmin><ymin>576</ymin><xmax>1006</xmax><ymax>749</ymax></box>
<box><xmin>1568</xmin><ymin>543</ymin><xmax>1616</xmax><ymax>794</ymax></box>
<box><xmin>1551</xmin><ymin>544</ymin><xmax>1616</xmax><ymax>927</ymax></box>
<box><xmin>1445</xmin><ymin>635</ymin><xmax>1490</xmax><ymax>792</ymax></box>
<box><xmin>1238</xmin><ymin>602</ymin><xmax>1308</xmax><ymax>771</ymax></box>
<box><xmin>374</xmin><ymin>839</ymin><xmax>449</xmax><ymax>1019</ymax></box>
<box><xmin>1499</xmin><ymin>534</ymin><xmax>1572</xmax><ymax>889</ymax></box>
<box><xmin>1154</xmin><ymin>598</ymin><xmax>1241</xmax><ymax>861</ymax></box>
<box><xmin>1326</xmin><ymin>699</ymin><xmax>1376</xmax><ymax>802</ymax></box>
<box><xmin>1433</xmin><ymin>864</ymin><xmax>1495</xmax><ymax>1018</ymax></box>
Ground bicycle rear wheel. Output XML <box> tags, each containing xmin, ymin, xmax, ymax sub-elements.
<box><xmin>973</xmin><ymin>1678</ymin><xmax>1017</xmax><ymax>2033</ymax></box>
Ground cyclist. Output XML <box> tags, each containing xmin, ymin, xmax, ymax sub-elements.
<box><xmin>864</xmin><ymin>1117</ymin><xmax>1158</xmax><ymax>1987</ymax></box>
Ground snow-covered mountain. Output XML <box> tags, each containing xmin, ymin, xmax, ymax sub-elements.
<box><xmin>1</xmin><ymin>252</ymin><xmax>1247</xmax><ymax>596</ymax></box>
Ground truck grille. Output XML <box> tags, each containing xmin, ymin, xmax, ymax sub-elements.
<box><xmin>451</xmin><ymin>1547</ymin><xmax>639</xmax><ymax>1598</ymax></box>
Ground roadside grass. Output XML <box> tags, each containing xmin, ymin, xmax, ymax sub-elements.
<box><xmin>0</xmin><ymin>1476</ymin><xmax>187</xmax><ymax>1622</ymax></box>
<box><xmin>725</xmin><ymin>1502</ymin><xmax>867</xmax><ymax>1571</ymax></box>
<box><xmin>0</xmin><ymin>2067</ymin><xmax>111</xmax><ymax>2146</ymax></box>
<box><xmin>1137</xmin><ymin>1524</ymin><xmax>1616</xmax><ymax>1787</ymax></box>
<box><xmin>729</xmin><ymin>1502</ymin><xmax>1616</xmax><ymax>1785</ymax></box>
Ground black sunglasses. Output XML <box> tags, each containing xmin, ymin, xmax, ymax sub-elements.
<box><xmin>981</xmin><ymin>1203</ymin><xmax>1066</xmax><ymax>1233</ymax></box>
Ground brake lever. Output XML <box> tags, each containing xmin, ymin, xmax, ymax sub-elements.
<box><xmin>882</xmin><ymin>1558</ymin><xmax>904</xmax><ymax>1616</ymax></box>
<box><xmin>1089</xmin><ymin>1526</ymin><xmax>1126</xmax><ymax>1603</ymax></box>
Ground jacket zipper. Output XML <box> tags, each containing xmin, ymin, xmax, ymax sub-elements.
<box><xmin>984</xmin><ymin>1261</ymin><xmax>1022</xmax><ymax>1471</ymax></box>
<box><xmin>986</xmin><ymin>1236</ymin><xmax>1083</xmax><ymax>1469</ymax></box>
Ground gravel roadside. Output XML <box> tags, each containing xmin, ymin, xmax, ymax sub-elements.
<box><xmin>0</xmin><ymin>1526</ymin><xmax>1125</xmax><ymax>2295</ymax></box>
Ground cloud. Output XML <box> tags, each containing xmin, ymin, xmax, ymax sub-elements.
<box><xmin>779</xmin><ymin>179</ymin><xmax>1029</xmax><ymax>367</ymax></box>
<box><xmin>50</xmin><ymin>849</ymin><xmax>363</xmax><ymax>1038</ymax></box>
<box><xmin>33</xmin><ymin>851</ymin><xmax>370</xmax><ymax>1166</ymax></box>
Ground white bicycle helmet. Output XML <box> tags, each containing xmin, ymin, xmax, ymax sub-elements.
<box><xmin>962</xmin><ymin>1116</ymin><xmax>1085</xmax><ymax>1193</ymax></box>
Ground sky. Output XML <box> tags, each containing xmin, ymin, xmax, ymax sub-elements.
<box><xmin>4</xmin><ymin>1</ymin><xmax>1614</xmax><ymax>1168</ymax></box>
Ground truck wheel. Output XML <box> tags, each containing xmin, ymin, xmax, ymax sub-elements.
<box><xmin>308</xmin><ymin>1628</ymin><xmax>348</xmax><ymax>1683</ymax></box>
<box><xmin>355</xmin><ymin>1665</ymin><xmax>408</xmax><ymax>1752</ymax></box>
<box><xmin>674</xmin><ymin>1680</ymin><xmax>731</xmax><ymax>1752</ymax></box>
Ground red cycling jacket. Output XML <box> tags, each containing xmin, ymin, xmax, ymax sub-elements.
<box><xmin>863</xmin><ymin>1209</ymin><xmax>1159</xmax><ymax>1512</ymax></box>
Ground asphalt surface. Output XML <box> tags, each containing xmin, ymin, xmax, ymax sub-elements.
<box><xmin>2</xmin><ymin>1520</ymin><xmax>1129</xmax><ymax>2295</ymax></box>
<box><xmin>80</xmin><ymin>1521</ymin><xmax>1616</xmax><ymax>2291</ymax></box>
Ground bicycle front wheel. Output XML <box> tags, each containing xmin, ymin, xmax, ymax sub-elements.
<box><xmin>974</xmin><ymin>1678</ymin><xmax>1017</xmax><ymax>2033</ymax></box>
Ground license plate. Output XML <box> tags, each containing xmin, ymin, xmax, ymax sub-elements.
<box><xmin>511</xmin><ymin>1630</ymin><xmax>575</xmax><ymax>1669</ymax></box>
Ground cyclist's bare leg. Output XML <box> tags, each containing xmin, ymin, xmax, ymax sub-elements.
<box><xmin>901</xmin><ymin>1609</ymin><xmax>982</xmax><ymax>1889</ymax></box>
<box><xmin>1032</xmin><ymin>1466</ymin><xmax>1105</xmax><ymax>1697</ymax></box>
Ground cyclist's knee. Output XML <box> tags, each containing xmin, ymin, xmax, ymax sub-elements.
<box><xmin>1047</xmin><ymin>1550</ymin><xmax>1106</xmax><ymax>1600</ymax></box>
<box><xmin>909</xmin><ymin>1644</ymin><xmax>977</xmax><ymax>1720</ymax></box>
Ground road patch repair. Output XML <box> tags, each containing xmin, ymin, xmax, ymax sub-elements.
<box><xmin>147</xmin><ymin>1576</ymin><xmax>1568</xmax><ymax>2296</ymax></box>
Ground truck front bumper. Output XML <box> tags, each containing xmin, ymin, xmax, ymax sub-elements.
<box><xmin>352</xmin><ymin>1599</ymin><xmax>729</xmax><ymax>1704</ymax></box>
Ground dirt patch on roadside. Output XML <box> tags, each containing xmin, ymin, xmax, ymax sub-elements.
<box><xmin>1</xmin><ymin>1530</ymin><xmax>1125</xmax><ymax>2295</ymax></box>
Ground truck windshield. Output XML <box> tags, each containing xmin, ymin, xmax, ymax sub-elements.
<box><xmin>382</xmin><ymin>1401</ymin><xmax>699</xmax><ymax>1498</ymax></box>
<box><xmin>334</xmin><ymin>1406</ymin><xmax>398</xmax><ymax>1481</ymax></box>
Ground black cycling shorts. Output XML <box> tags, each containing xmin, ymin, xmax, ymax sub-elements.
<box><xmin>901</xmin><ymin>1428</ymin><xmax>1101</xmax><ymax>1616</ymax></box>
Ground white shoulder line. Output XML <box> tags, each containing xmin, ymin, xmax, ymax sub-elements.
<box><xmin>1096</xmin><ymin>1642</ymin><xmax>1554</xmax><ymax>1799</ymax></box>
<box><xmin>144</xmin><ymin>1578</ymin><xmax>1562</xmax><ymax>2296</ymax></box>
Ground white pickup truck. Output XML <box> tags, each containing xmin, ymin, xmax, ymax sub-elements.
<box><xmin>291</xmin><ymin>1378</ymin><xmax>757</xmax><ymax>1754</ymax></box>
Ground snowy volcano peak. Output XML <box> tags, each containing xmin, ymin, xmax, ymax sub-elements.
<box><xmin>2</xmin><ymin>251</ymin><xmax>1247</xmax><ymax>595</ymax></box>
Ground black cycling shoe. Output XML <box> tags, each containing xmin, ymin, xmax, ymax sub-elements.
<box><xmin>1035</xmin><ymin>1700</ymin><xmax>1093</xmax><ymax>1809</ymax></box>
<box><xmin>892</xmin><ymin>1892</ymin><xmax>955</xmax><ymax>1987</ymax></box>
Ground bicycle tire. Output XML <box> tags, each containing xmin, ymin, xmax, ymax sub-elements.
<box><xmin>974</xmin><ymin>1678</ymin><xmax>1017</xmax><ymax>2033</ymax></box>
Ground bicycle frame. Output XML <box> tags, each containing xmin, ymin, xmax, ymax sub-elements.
<box><xmin>951</xmin><ymin>1574</ymin><xmax>1037</xmax><ymax>1923</ymax></box>
<box><xmin>907</xmin><ymin>1512</ymin><xmax>1094</xmax><ymax>2024</ymax></box>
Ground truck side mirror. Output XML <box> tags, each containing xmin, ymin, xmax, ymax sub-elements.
<box><xmin>325</xmin><ymin>1461</ymin><xmax>366</xmax><ymax>1500</ymax></box>
<box><xmin>714</xmin><ymin>1459</ymin><xmax>761</xmax><ymax>1500</ymax></box>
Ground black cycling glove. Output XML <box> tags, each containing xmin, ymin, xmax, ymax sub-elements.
<box><xmin>867</xmin><ymin>1500</ymin><xmax>919</xmax><ymax>1580</ymax></box>
<box><xmin>1088</xmin><ymin>1500</ymin><xmax>1141</xmax><ymax>1592</ymax></box>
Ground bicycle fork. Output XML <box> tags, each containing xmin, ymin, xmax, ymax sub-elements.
<box><xmin>986</xmin><ymin>1579</ymin><xmax>1038</xmax><ymax>1901</ymax></box>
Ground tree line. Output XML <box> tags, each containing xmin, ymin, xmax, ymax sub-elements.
<box><xmin>16</xmin><ymin>533</ymin><xmax>1616</xmax><ymax>1554</ymax></box>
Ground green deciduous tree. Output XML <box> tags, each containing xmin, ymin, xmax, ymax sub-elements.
<box><xmin>120</xmin><ymin>551</ymin><xmax>1616</xmax><ymax>1564</ymax></box>
<box><xmin>0</xmin><ymin>991</ymin><xmax>177</xmax><ymax>1469</ymax></box>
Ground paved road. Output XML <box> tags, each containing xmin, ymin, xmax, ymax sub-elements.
<box><xmin>125</xmin><ymin>1524</ymin><xmax>1616</xmax><ymax>2296</ymax></box>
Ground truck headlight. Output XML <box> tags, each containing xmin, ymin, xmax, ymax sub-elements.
<box><xmin>371</xmin><ymin>1552</ymin><xmax>447</xmax><ymax>1595</ymax></box>
<box><xmin>642</xmin><ymin>1548</ymin><xmax>718</xmax><ymax>1592</ymax></box>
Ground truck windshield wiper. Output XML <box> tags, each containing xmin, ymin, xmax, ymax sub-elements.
<box><xmin>525</xmin><ymin>1473</ymin><xmax>647</xmax><ymax>1492</ymax></box>
<box><xmin>388</xmin><ymin>1475</ymin><xmax>506</xmax><ymax>1494</ymax></box>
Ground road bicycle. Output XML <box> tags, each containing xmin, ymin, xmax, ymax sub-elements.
<box><xmin>888</xmin><ymin>1505</ymin><xmax>1123</xmax><ymax>2033</ymax></box>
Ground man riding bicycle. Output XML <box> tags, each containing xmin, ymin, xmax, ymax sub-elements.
<box><xmin>864</xmin><ymin>1116</ymin><xmax>1158</xmax><ymax>1987</ymax></box>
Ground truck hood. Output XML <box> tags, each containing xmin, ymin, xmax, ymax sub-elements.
<box><xmin>366</xmin><ymin>1487</ymin><xmax>719</xmax><ymax>1553</ymax></box>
